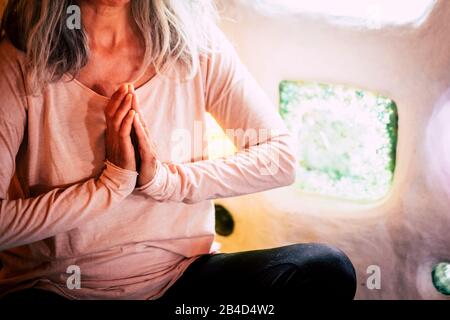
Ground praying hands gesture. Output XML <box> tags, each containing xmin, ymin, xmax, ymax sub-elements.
<box><xmin>104</xmin><ymin>84</ymin><xmax>158</xmax><ymax>187</ymax></box>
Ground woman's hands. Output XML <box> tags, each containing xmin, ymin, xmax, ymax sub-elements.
<box><xmin>104</xmin><ymin>84</ymin><xmax>137</xmax><ymax>171</ymax></box>
<box><xmin>129</xmin><ymin>85</ymin><xmax>159</xmax><ymax>187</ymax></box>
<box><xmin>104</xmin><ymin>83</ymin><xmax>158</xmax><ymax>184</ymax></box>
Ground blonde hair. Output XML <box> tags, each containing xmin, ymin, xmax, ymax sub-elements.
<box><xmin>0</xmin><ymin>0</ymin><xmax>217</xmax><ymax>89</ymax></box>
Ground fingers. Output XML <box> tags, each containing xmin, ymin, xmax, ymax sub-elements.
<box><xmin>133</xmin><ymin>113</ymin><xmax>149</xmax><ymax>149</ymax></box>
<box><xmin>120</xmin><ymin>109</ymin><xmax>136</xmax><ymax>140</ymax></box>
<box><xmin>104</xmin><ymin>85</ymin><xmax>138</xmax><ymax>171</ymax></box>
<box><xmin>105</xmin><ymin>84</ymin><xmax>128</xmax><ymax>119</ymax></box>
<box><xmin>112</xmin><ymin>94</ymin><xmax>133</xmax><ymax>131</ymax></box>
<box><xmin>106</xmin><ymin>83</ymin><xmax>148</xmax><ymax>138</ymax></box>
<box><xmin>128</xmin><ymin>84</ymin><xmax>151</xmax><ymax>137</ymax></box>
<box><xmin>130</xmin><ymin>92</ymin><xmax>140</xmax><ymax>115</ymax></box>
<box><xmin>132</xmin><ymin>97</ymin><xmax>150</xmax><ymax>135</ymax></box>
<box><xmin>130</xmin><ymin>86</ymin><xmax>143</xmax><ymax>119</ymax></box>
<box><xmin>142</xmin><ymin>115</ymin><xmax>150</xmax><ymax>136</ymax></box>
<box><xmin>128</xmin><ymin>84</ymin><xmax>141</xmax><ymax>114</ymax></box>
<box><xmin>130</xmin><ymin>89</ymin><xmax>140</xmax><ymax>112</ymax></box>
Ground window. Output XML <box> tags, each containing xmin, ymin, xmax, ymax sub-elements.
<box><xmin>279</xmin><ymin>81</ymin><xmax>398</xmax><ymax>202</ymax></box>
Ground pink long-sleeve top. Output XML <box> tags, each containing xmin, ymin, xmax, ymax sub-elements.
<box><xmin>0</xmin><ymin>28</ymin><xmax>296</xmax><ymax>299</ymax></box>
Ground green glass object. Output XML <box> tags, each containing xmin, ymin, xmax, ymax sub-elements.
<box><xmin>279</xmin><ymin>81</ymin><xmax>398</xmax><ymax>202</ymax></box>
<box><xmin>432</xmin><ymin>262</ymin><xmax>450</xmax><ymax>296</ymax></box>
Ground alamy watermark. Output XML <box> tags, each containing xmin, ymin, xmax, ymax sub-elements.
<box><xmin>66</xmin><ymin>265</ymin><xmax>81</xmax><ymax>290</ymax></box>
<box><xmin>66</xmin><ymin>5</ymin><xmax>81</xmax><ymax>30</ymax></box>
<box><xmin>366</xmin><ymin>265</ymin><xmax>381</xmax><ymax>290</ymax></box>
<box><xmin>171</xmin><ymin>123</ymin><xmax>283</xmax><ymax>176</ymax></box>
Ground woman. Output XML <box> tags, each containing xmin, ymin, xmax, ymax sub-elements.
<box><xmin>0</xmin><ymin>0</ymin><xmax>356</xmax><ymax>301</ymax></box>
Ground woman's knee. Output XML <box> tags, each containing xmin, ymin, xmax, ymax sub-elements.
<box><xmin>274</xmin><ymin>243</ymin><xmax>357</xmax><ymax>299</ymax></box>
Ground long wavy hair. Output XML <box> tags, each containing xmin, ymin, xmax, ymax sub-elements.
<box><xmin>0</xmin><ymin>0</ymin><xmax>217</xmax><ymax>89</ymax></box>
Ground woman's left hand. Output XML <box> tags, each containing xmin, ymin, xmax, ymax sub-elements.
<box><xmin>128</xmin><ymin>85</ymin><xmax>159</xmax><ymax>187</ymax></box>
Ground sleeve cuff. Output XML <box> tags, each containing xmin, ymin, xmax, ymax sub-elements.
<box><xmin>136</xmin><ymin>160</ymin><xmax>165</xmax><ymax>196</ymax></box>
<box><xmin>101</xmin><ymin>160</ymin><xmax>139</xmax><ymax>192</ymax></box>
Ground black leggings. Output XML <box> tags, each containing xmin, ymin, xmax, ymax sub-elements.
<box><xmin>1</xmin><ymin>243</ymin><xmax>357</xmax><ymax>302</ymax></box>
<box><xmin>160</xmin><ymin>243</ymin><xmax>356</xmax><ymax>302</ymax></box>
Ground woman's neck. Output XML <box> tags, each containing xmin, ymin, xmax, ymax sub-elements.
<box><xmin>79</xmin><ymin>1</ymin><xmax>139</xmax><ymax>51</ymax></box>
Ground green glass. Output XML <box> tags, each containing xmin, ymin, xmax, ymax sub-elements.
<box><xmin>279</xmin><ymin>81</ymin><xmax>398</xmax><ymax>202</ymax></box>
<box><xmin>432</xmin><ymin>262</ymin><xmax>450</xmax><ymax>296</ymax></box>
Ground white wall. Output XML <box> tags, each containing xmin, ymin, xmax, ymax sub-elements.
<box><xmin>214</xmin><ymin>0</ymin><xmax>450</xmax><ymax>299</ymax></box>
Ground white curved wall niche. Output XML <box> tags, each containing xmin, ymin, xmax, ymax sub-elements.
<box><xmin>215</xmin><ymin>0</ymin><xmax>450</xmax><ymax>300</ymax></box>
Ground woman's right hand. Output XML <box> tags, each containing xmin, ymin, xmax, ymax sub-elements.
<box><xmin>104</xmin><ymin>84</ymin><xmax>137</xmax><ymax>171</ymax></box>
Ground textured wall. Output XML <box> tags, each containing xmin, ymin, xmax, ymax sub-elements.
<box><xmin>214</xmin><ymin>0</ymin><xmax>450</xmax><ymax>300</ymax></box>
